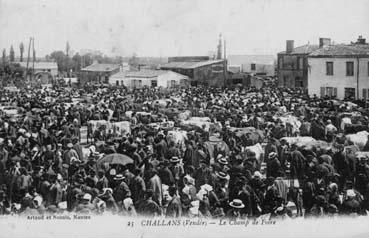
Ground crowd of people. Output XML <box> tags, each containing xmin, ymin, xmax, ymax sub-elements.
<box><xmin>0</xmin><ymin>83</ymin><xmax>369</xmax><ymax>219</ymax></box>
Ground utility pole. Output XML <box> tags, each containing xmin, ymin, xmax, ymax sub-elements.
<box><xmin>32</xmin><ymin>37</ymin><xmax>35</xmax><ymax>78</ymax></box>
<box><xmin>223</xmin><ymin>39</ymin><xmax>227</xmax><ymax>87</ymax></box>
<box><xmin>26</xmin><ymin>37</ymin><xmax>32</xmax><ymax>81</ymax></box>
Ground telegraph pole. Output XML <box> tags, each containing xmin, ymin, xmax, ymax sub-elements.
<box><xmin>26</xmin><ymin>37</ymin><xmax>32</xmax><ymax>80</ymax></box>
<box><xmin>32</xmin><ymin>37</ymin><xmax>35</xmax><ymax>78</ymax></box>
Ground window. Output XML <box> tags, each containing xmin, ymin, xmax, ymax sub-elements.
<box><xmin>295</xmin><ymin>77</ymin><xmax>303</xmax><ymax>88</ymax></box>
<box><xmin>346</xmin><ymin>61</ymin><xmax>354</xmax><ymax>76</ymax></box>
<box><xmin>363</xmin><ymin>88</ymin><xmax>369</xmax><ymax>99</ymax></box>
<box><xmin>251</xmin><ymin>63</ymin><xmax>256</xmax><ymax>70</ymax></box>
<box><xmin>283</xmin><ymin>76</ymin><xmax>288</xmax><ymax>86</ymax></box>
<box><xmin>320</xmin><ymin>87</ymin><xmax>337</xmax><ymax>98</ymax></box>
<box><xmin>299</xmin><ymin>58</ymin><xmax>303</xmax><ymax>69</ymax></box>
<box><xmin>297</xmin><ymin>57</ymin><xmax>303</xmax><ymax>69</ymax></box>
<box><xmin>116</xmin><ymin>80</ymin><xmax>119</xmax><ymax>86</ymax></box>
<box><xmin>344</xmin><ymin>87</ymin><xmax>356</xmax><ymax>99</ymax></box>
<box><xmin>233</xmin><ymin>78</ymin><xmax>242</xmax><ymax>84</ymax></box>
<box><xmin>326</xmin><ymin>62</ymin><xmax>333</xmax><ymax>75</ymax></box>
<box><xmin>133</xmin><ymin>79</ymin><xmax>142</xmax><ymax>88</ymax></box>
<box><xmin>170</xmin><ymin>80</ymin><xmax>176</xmax><ymax>87</ymax></box>
<box><xmin>368</xmin><ymin>61</ymin><xmax>369</xmax><ymax>76</ymax></box>
<box><xmin>151</xmin><ymin>80</ymin><xmax>157</xmax><ymax>87</ymax></box>
<box><xmin>279</xmin><ymin>58</ymin><xmax>283</xmax><ymax>69</ymax></box>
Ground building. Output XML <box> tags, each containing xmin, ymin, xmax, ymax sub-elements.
<box><xmin>227</xmin><ymin>55</ymin><xmax>275</xmax><ymax>76</ymax></box>
<box><xmin>277</xmin><ymin>40</ymin><xmax>320</xmax><ymax>89</ymax></box>
<box><xmin>109</xmin><ymin>70</ymin><xmax>189</xmax><ymax>88</ymax></box>
<box><xmin>16</xmin><ymin>61</ymin><xmax>58</xmax><ymax>84</ymax></box>
<box><xmin>81</xmin><ymin>62</ymin><xmax>120</xmax><ymax>84</ymax></box>
<box><xmin>160</xmin><ymin>56</ymin><xmax>227</xmax><ymax>87</ymax></box>
<box><xmin>308</xmin><ymin>36</ymin><xmax>369</xmax><ymax>100</ymax></box>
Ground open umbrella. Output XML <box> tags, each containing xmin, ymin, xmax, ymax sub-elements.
<box><xmin>97</xmin><ymin>153</ymin><xmax>133</xmax><ymax>166</ymax></box>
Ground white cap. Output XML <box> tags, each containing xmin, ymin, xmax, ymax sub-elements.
<box><xmin>253</xmin><ymin>171</ymin><xmax>262</xmax><ymax>179</ymax></box>
<box><xmin>346</xmin><ymin>189</ymin><xmax>356</xmax><ymax>198</ymax></box>
<box><xmin>58</xmin><ymin>201</ymin><xmax>67</xmax><ymax>209</ymax></box>
<box><xmin>109</xmin><ymin>169</ymin><xmax>116</xmax><ymax>176</ymax></box>
<box><xmin>123</xmin><ymin>198</ymin><xmax>133</xmax><ymax>210</ymax></box>
<box><xmin>33</xmin><ymin>196</ymin><xmax>43</xmax><ymax>207</ymax></box>
<box><xmin>83</xmin><ymin>193</ymin><xmax>92</xmax><ymax>201</ymax></box>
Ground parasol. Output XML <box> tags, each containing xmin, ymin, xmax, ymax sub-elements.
<box><xmin>97</xmin><ymin>153</ymin><xmax>133</xmax><ymax>166</ymax></box>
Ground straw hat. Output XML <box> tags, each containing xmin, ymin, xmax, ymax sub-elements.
<box><xmin>170</xmin><ymin>156</ymin><xmax>180</xmax><ymax>163</ymax></box>
<box><xmin>229</xmin><ymin>199</ymin><xmax>245</xmax><ymax>209</ymax></box>
<box><xmin>216</xmin><ymin>171</ymin><xmax>230</xmax><ymax>180</ymax></box>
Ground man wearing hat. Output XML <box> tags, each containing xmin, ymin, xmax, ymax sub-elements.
<box><xmin>332</xmin><ymin>144</ymin><xmax>350</xmax><ymax>191</ymax></box>
<box><xmin>166</xmin><ymin>186</ymin><xmax>182</xmax><ymax>218</ymax></box>
<box><xmin>213</xmin><ymin>171</ymin><xmax>230</xmax><ymax>209</ymax></box>
<box><xmin>146</xmin><ymin>169</ymin><xmax>163</xmax><ymax>207</ymax></box>
<box><xmin>96</xmin><ymin>170</ymin><xmax>109</xmax><ymax>191</ymax></box>
<box><xmin>127</xmin><ymin>143</ymin><xmax>142</xmax><ymax>168</ymax></box>
<box><xmin>325</xmin><ymin>119</ymin><xmax>337</xmax><ymax>142</ymax></box>
<box><xmin>49</xmin><ymin>173</ymin><xmax>63</xmax><ymax>206</ymax></box>
<box><xmin>217</xmin><ymin>154</ymin><xmax>230</xmax><ymax>173</ymax></box>
<box><xmin>290</xmin><ymin>144</ymin><xmax>306</xmax><ymax>181</ymax></box>
<box><xmin>226</xmin><ymin>199</ymin><xmax>245</xmax><ymax>219</ymax></box>
<box><xmin>266</xmin><ymin>152</ymin><xmax>283</xmax><ymax>179</ymax></box>
<box><xmin>136</xmin><ymin>189</ymin><xmax>162</xmax><ymax>217</ymax></box>
<box><xmin>63</xmin><ymin>143</ymin><xmax>79</xmax><ymax>165</ymax></box>
<box><xmin>113</xmin><ymin>174</ymin><xmax>132</xmax><ymax>210</ymax></box>
<box><xmin>76</xmin><ymin>193</ymin><xmax>94</xmax><ymax>214</ymax></box>
<box><xmin>170</xmin><ymin>156</ymin><xmax>184</xmax><ymax>186</ymax></box>
<box><xmin>0</xmin><ymin>138</ymin><xmax>8</xmax><ymax>185</ymax></box>
<box><xmin>158</xmin><ymin>160</ymin><xmax>175</xmax><ymax>187</ymax></box>
<box><xmin>154</xmin><ymin>132</ymin><xmax>168</xmax><ymax>160</ymax></box>
<box><xmin>130</xmin><ymin>168</ymin><xmax>146</xmax><ymax>206</ymax></box>
<box><xmin>264</xmin><ymin>136</ymin><xmax>278</xmax><ymax>161</ymax></box>
<box><xmin>72</xmin><ymin>137</ymin><xmax>84</xmax><ymax>163</ymax></box>
<box><xmin>183</xmin><ymin>141</ymin><xmax>196</xmax><ymax>167</ymax></box>
<box><xmin>98</xmin><ymin>188</ymin><xmax>118</xmax><ymax>213</ymax></box>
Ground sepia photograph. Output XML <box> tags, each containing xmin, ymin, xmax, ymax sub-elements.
<box><xmin>0</xmin><ymin>0</ymin><xmax>369</xmax><ymax>237</ymax></box>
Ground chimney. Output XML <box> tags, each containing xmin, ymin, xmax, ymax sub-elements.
<box><xmin>319</xmin><ymin>38</ymin><xmax>331</xmax><ymax>48</ymax></box>
<box><xmin>217</xmin><ymin>34</ymin><xmax>223</xmax><ymax>59</ymax></box>
<box><xmin>223</xmin><ymin>40</ymin><xmax>227</xmax><ymax>60</ymax></box>
<box><xmin>357</xmin><ymin>35</ymin><xmax>366</xmax><ymax>44</ymax></box>
<box><xmin>286</xmin><ymin>40</ymin><xmax>294</xmax><ymax>54</ymax></box>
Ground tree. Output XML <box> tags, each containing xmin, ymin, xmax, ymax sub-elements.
<box><xmin>72</xmin><ymin>53</ymin><xmax>82</xmax><ymax>71</ymax></box>
<box><xmin>9</xmin><ymin>46</ymin><xmax>15</xmax><ymax>62</ymax></box>
<box><xmin>81</xmin><ymin>53</ymin><xmax>93</xmax><ymax>67</ymax></box>
<box><xmin>50</xmin><ymin>50</ymin><xmax>67</xmax><ymax>72</ymax></box>
<box><xmin>2</xmin><ymin>49</ymin><xmax>6</xmax><ymax>64</ymax></box>
<box><xmin>128</xmin><ymin>53</ymin><xmax>139</xmax><ymax>68</ymax></box>
<box><xmin>65</xmin><ymin>41</ymin><xmax>70</xmax><ymax>57</ymax></box>
<box><xmin>19</xmin><ymin>42</ymin><xmax>24</xmax><ymax>62</ymax></box>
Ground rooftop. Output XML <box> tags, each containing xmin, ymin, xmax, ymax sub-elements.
<box><xmin>81</xmin><ymin>63</ymin><xmax>120</xmax><ymax>72</ymax></box>
<box><xmin>309</xmin><ymin>44</ymin><xmax>369</xmax><ymax>57</ymax></box>
<box><xmin>111</xmin><ymin>70</ymin><xmax>188</xmax><ymax>78</ymax></box>
<box><xmin>227</xmin><ymin>55</ymin><xmax>275</xmax><ymax>65</ymax></box>
<box><xmin>279</xmin><ymin>44</ymin><xmax>320</xmax><ymax>55</ymax></box>
<box><xmin>15</xmin><ymin>61</ymin><xmax>58</xmax><ymax>69</ymax></box>
<box><xmin>160</xmin><ymin>59</ymin><xmax>225</xmax><ymax>69</ymax></box>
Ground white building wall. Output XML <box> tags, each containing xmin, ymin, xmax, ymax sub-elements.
<box><xmin>241</xmin><ymin>63</ymin><xmax>274</xmax><ymax>76</ymax></box>
<box><xmin>156</xmin><ymin>71</ymin><xmax>187</xmax><ymax>88</ymax></box>
<box><xmin>109</xmin><ymin>71</ymin><xmax>189</xmax><ymax>88</ymax></box>
<box><xmin>308</xmin><ymin>57</ymin><xmax>369</xmax><ymax>99</ymax></box>
<box><xmin>109</xmin><ymin>76</ymin><xmax>128</xmax><ymax>86</ymax></box>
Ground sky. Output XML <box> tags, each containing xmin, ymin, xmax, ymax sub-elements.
<box><xmin>0</xmin><ymin>0</ymin><xmax>368</xmax><ymax>58</ymax></box>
